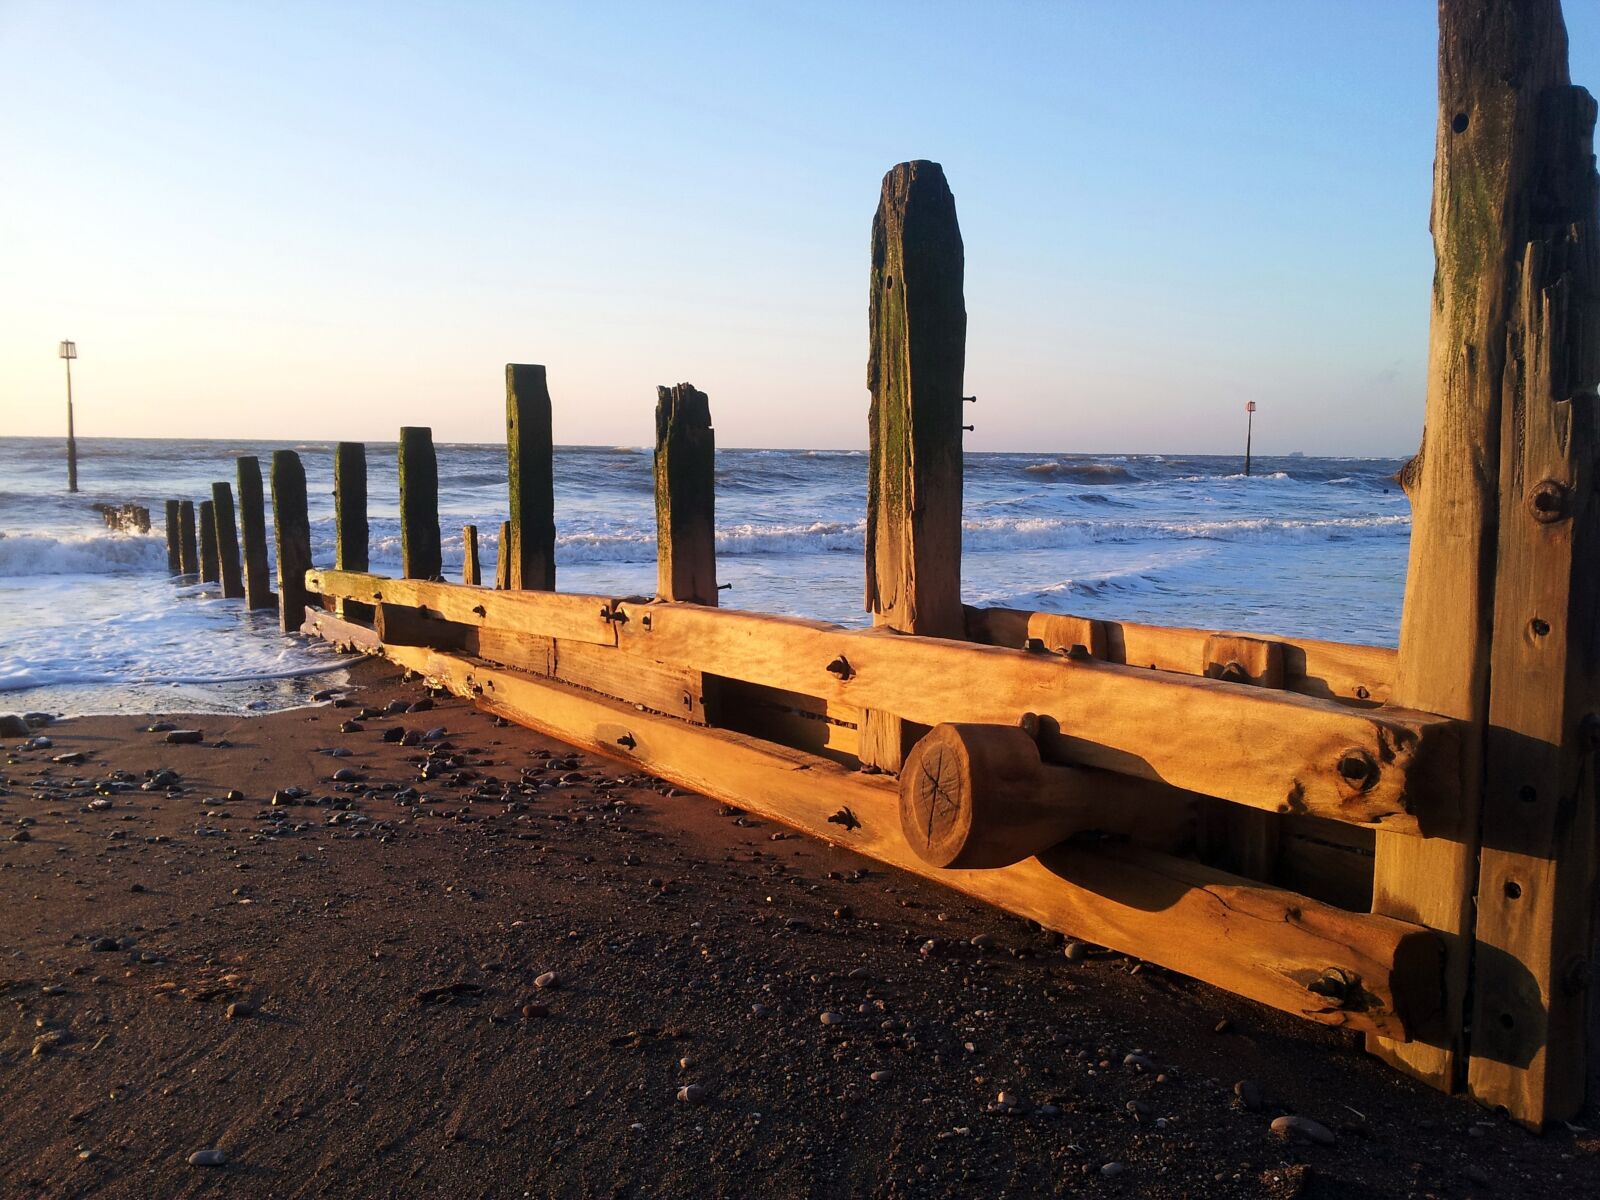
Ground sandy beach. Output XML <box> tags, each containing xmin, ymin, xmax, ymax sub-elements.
<box><xmin>0</xmin><ymin>657</ymin><xmax>1592</xmax><ymax>1198</ymax></box>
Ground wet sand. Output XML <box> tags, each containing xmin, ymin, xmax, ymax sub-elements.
<box><xmin>2</xmin><ymin>658</ymin><xmax>1595</xmax><ymax>1198</ymax></box>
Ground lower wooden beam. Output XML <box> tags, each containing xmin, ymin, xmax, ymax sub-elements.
<box><xmin>339</xmin><ymin>635</ymin><xmax>1440</xmax><ymax>1041</ymax></box>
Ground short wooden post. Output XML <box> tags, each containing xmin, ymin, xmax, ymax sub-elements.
<box><xmin>197</xmin><ymin>499</ymin><xmax>219</xmax><ymax>584</ymax></box>
<box><xmin>163</xmin><ymin>500</ymin><xmax>181</xmax><ymax>576</ymax></box>
<box><xmin>1372</xmin><ymin>0</ymin><xmax>1600</xmax><ymax>1124</ymax></box>
<box><xmin>211</xmin><ymin>481</ymin><xmax>245</xmax><ymax>599</ymax></box>
<box><xmin>462</xmin><ymin>524</ymin><xmax>481</xmax><ymax>586</ymax></box>
<box><xmin>506</xmin><ymin>364</ymin><xmax>557</xmax><ymax>590</ymax></box>
<box><xmin>1198</xmin><ymin>635</ymin><xmax>1285</xmax><ymax>880</ymax></box>
<box><xmin>495</xmin><ymin>520</ymin><xmax>511</xmax><ymax>590</ymax></box>
<box><xmin>177</xmin><ymin>500</ymin><xmax>199</xmax><ymax>577</ymax></box>
<box><xmin>236</xmin><ymin>457</ymin><xmax>273</xmax><ymax>609</ymax></box>
<box><xmin>654</xmin><ymin>383</ymin><xmax>718</xmax><ymax>604</ymax></box>
<box><xmin>271</xmin><ymin>449</ymin><xmax>314</xmax><ymax>634</ymax></box>
<box><xmin>399</xmin><ymin>426</ymin><xmax>441</xmax><ymax>581</ymax></box>
<box><xmin>861</xmin><ymin>159</ymin><xmax>967</xmax><ymax>771</ymax></box>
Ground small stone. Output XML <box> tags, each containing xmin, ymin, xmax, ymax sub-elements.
<box><xmin>870</xmin><ymin>1069</ymin><xmax>893</xmax><ymax>1083</ymax></box>
<box><xmin>146</xmin><ymin>720</ymin><xmax>177</xmax><ymax>733</ymax></box>
<box><xmin>970</xmin><ymin>933</ymin><xmax>995</xmax><ymax>950</ymax></box>
<box><xmin>676</xmin><ymin>1084</ymin><xmax>706</xmax><ymax>1104</ymax></box>
<box><xmin>225</xmin><ymin>1002</ymin><xmax>253</xmax><ymax>1020</ymax></box>
<box><xmin>24</xmin><ymin>735</ymin><xmax>53</xmax><ymax>750</ymax></box>
<box><xmin>87</xmin><ymin>798</ymin><xmax>112</xmax><ymax>811</ymax></box>
<box><xmin>187</xmin><ymin>1148</ymin><xmax>228</xmax><ymax>1167</ymax></box>
<box><xmin>520</xmin><ymin>1002</ymin><xmax>548</xmax><ymax>1019</ymax></box>
<box><xmin>339</xmin><ymin>720</ymin><xmax>364</xmax><ymax>734</ymax></box>
<box><xmin>89</xmin><ymin>936</ymin><xmax>119</xmax><ymax>952</ymax></box>
<box><xmin>1124</xmin><ymin>1052</ymin><xmax>1155</xmax><ymax>1071</ymax></box>
<box><xmin>423</xmin><ymin>727</ymin><xmax>447</xmax><ymax>742</ymax></box>
<box><xmin>52</xmin><ymin>751</ymin><xmax>86</xmax><ymax>765</ymax></box>
<box><xmin>534</xmin><ymin>971</ymin><xmax>558</xmax><ymax>989</ymax></box>
<box><xmin>400</xmin><ymin>730</ymin><xmax>422</xmax><ymax>747</ymax></box>
<box><xmin>1214</xmin><ymin>1018</ymin><xmax>1232</xmax><ymax>1034</ymax></box>
<box><xmin>1233</xmin><ymin>1080</ymin><xmax>1263</xmax><ymax>1111</ymax></box>
<box><xmin>164</xmin><ymin>729</ymin><xmax>204</xmax><ymax>745</ymax></box>
<box><xmin>819</xmin><ymin>1011</ymin><xmax>845</xmax><ymax>1026</ymax></box>
<box><xmin>1100</xmin><ymin>1162</ymin><xmax>1124</xmax><ymax>1179</ymax></box>
<box><xmin>9</xmin><ymin>829</ymin><xmax>31</xmax><ymax>843</ymax></box>
<box><xmin>382</xmin><ymin>727</ymin><xmax>406</xmax><ymax>743</ymax></box>
<box><xmin>1064</xmin><ymin>941</ymin><xmax>1088</xmax><ymax>962</ymax></box>
<box><xmin>1271</xmin><ymin>1114</ymin><xmax>1336</xmax><ymax>1146</ymax></box>
<box><xmin>331</xmin><ymin>768</ymin><xmax>360</xmax><ymax>782</ymax></box>
<box><xmin>0</xmin><ymin>714</ymin><xmax>30</xmax><ymax>737</ymax></box>
<box><xmin>409</xmin><ymin>698</ymin><xmax>434</xmax><ymax>713</ymax></box>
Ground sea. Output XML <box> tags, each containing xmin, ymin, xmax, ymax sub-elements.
<box><xmin>0</xmin><ymin>437</ymin><xmax>1412</xmax><ymax>717</ymax></box>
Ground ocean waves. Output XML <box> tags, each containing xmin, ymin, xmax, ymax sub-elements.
<box><xmin>0</xmin><ymin>531</ymin><xmax>169</xmax><ymax>576</ymax></box>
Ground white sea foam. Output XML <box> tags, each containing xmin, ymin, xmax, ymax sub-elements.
<box><xmin>0</xmin><ymin>531</ymin><xmax>169</xmax><ymax>576</ymax></box>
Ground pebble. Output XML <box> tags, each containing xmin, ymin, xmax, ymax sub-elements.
<box><xmin>970</xmin><ymin>933</ymin><xmax>995</xmax><ymax>950</ymax></box>
<box><xmin>9</xmin><ymin>829</ymin><xmax>31</xmax><ymax>843</ymax></box>
<box><xmin>534</xmin><ymin>971</ymin><xmax>558</xmax><ymax>989</ymax></box>
<box><xmin>676</xmin><ymin>1084</ymin><xmax>706</xmax><ymax>1104</ymax></box>
<box><xmin>520</xmin><ymin>1002</ymin><xmax>549</xmax><ymax>1019</ymax></box>
<box><xmin>0</xmin><ymin>714</ymin><xmax>30</xmax><ymax>737</ymax></box>
<box><xmin>819</xmin><ymin>1011</ymin><xmax>845</xmax><ymax>1025</ymax></box>
<box><xmin>382</xmin><ymin>727</ymin><xmax>406</xmax><ymax>743</ymax></box>
<box><xmin>1233</xmin><ymin>1080</ymin><xmax>1263</xmax><ymax>1111</ymax></box>
<box><xmin>1271</xmin><ymin>1114</ymin><xmax>1336</xmax><ymax>1145</ymax></box>
<box><xmin>164</xmin><ymin>729</ymin><xmax>204</xmax><ymax>745</ymax></box>
<box><xmin>331</xmin><ymin>768</ymin><xmax>360</xmax><ymax>782</ymax></box>
<box><xmin>409</xmin><ymin>698</ymin><xmax>435</xmax><ymax>713</ymax></box>
<box><xmin>1064</xmin><ymin>941</ymin><xmax>1088</xmax><ymax>962</ymax></box>
<box><xmin>187</xmin><ymin>1148</ymin><xmax>228</xmax><ymax>1167</ymax></box>
<box><xmin>24</xmin><ymin>735</ymin><xmax>54</xmax><ymax>750</ymax></box>
<box><xmin>340</xmin><ymin>721</ymin><xmax>364</xmax><ymax>734</ymax></box>
<box><xmin>385</xmin><ymin>700</ymin><xmax>409</xmax><ymax>716</ymax></box>
<box><xmin>1124</xmin><ymin>1052</ymin><xmax>1155</xmax><ymax>1071</ymax></box>
<box><xmin>225</xmin><ymin>1002</ymin><xmax>253</xmax><ymax>1020</ymax></box>
<box><xmin>89</xmin><ymin>936</ymin><xmax>119</xmax><ymax>952</ymax></box>
<box><xmin>870</xmin><ymin>1069</ymin><xmax>893</xmax><ymax>1083</ymax></box>
<box><xmin>1100</xmin><ymin>1162</ymin><xmax>1124</xmax><ymax>1179</ymax></box>
<box><xmin>423</xmin><ymin>727</ymin><xmax>447</xmax><ymax>742</ymax></box>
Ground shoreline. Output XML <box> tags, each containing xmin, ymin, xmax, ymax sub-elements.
<box><xmin>2</xmin><ymin>657</ymin><xmax>1595</xmax><ymax>1197</ymax></box>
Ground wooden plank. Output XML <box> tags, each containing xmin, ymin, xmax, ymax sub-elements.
<box><xmin>474</xmin><ymin>626</ymin><xmax>554</xmax><ymax>675</ymax></box>
<box><xmin>494</xmin><ymin>521</ymin><xmax>511</xmax><ymax>590</ymax></box>
<box><xmin>399</xmin><ymin>426</ymin><xmax>441</xmax><ymax>581</ymax></box>
<box><xmin>271</xmin><ymin>450</ymin><xmax>316</xmax><ymax>635</ymax></box>
<box><xmin>177</xmin><ymin>500</ymin><xmax>199</xmax><ymax>578</ymax></box>
<box><xmin>236</xmin><ymin>457</ymin><xmax>273</xmax><ymax>610</ymax></box>
<box><xmin>1199</xmin><ymin>635</ymin><xmax>1284</xmax><ymax>881</ymax></box>
<box><xmin>712</xmin><ymin>677</ymin><xmax>861</xmax><ymax>765</ymax></box>
<box><xmin>863</xmin><ymin>160</ymin><xmax>968</xmax><ymax>771</ymax></box>
<box><xmin>551</xmin><ymin>639</ymin><xmax>704</xmax><ymax>724</ymax></box>
<box><xmin>1372</xmin><ymin>0</ymin><xmax>1584</xmax><ymax>1099</ymax></box>
<box><xmin>615</xmin><ymin>599</ymin><xmax>1457</xmax><ymax>834</ymax></box>
<box><xmin>163</xmin><ymin>500</ymin><xmax>181</xmax><ymax>576</ymax></box>
<box><xmin>964</xmin><ymin>605</ymin><xmax>1392</xmax><ymax>705</ymax></box>
<box><xmin>197</xmin><ymin>499</ymin><xmax>219</xmax><ymax>584</ymax></box>
<box><xmin>462</xmin><ymin>524</ymin><xmax>481</xmax><ymax>587</ymax></box>
<box><xmin>358</xmin><ymin>641</ymin><xmax>1441</xmax><ymax>1042</ymax></box>
<box><xmin>507</xmin><ymin>364</ymin><xmax>556</xmax><ymax>591</ymax></box>
<box><xmin>375</xmin><ymin>602</ymin><xmax>471</xmax><ymax>651</ymax></box>
<box><xmin>1466</xmin><ymin>18</ymin><xmax>1600</xmax><ymax>1123</ymax></box>
<box><xmin>211</xmin><ymin>481</ymin><xmax>245</xmax><ymax>599</ymax></box>
<box><xmin>654</xmin><ymin>382</ymin><xmax>718</xmax><ymax>604</ymax></box>
<box><xmin>300</xmin><ymin>610</ymin><xmax>380</xmax><ymax>654</ymax></box>
<box><xmin>309</xmin><ymin>569</ymin><xmax>617</xmax><ymax>647</ymax></box>
<box><xmin>1279</xmin><ymin>816</ymin><xmax>1375</xmax><ymax>914</ymax></box>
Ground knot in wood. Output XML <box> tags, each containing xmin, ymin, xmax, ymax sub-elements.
<box><xmin>1528</xmin><ymin>479</ymin><xmax>1570</xmax><ymax>524</ymax></box>
<box><xmin>1335</xmin><ymin>748</ymin><xmax>1379</xmax><ymax>794</ymax></box>
<box><xmin>1217</xmin><ymin>660</ymin><xmax>1251</xmax><ymax>684</ymax></box>
<box><xmin>825</xmin><ymin>655</ymin><xmax>855</xmax><ymax>681</ymax></box>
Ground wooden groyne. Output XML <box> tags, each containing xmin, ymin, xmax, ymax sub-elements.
<box><xmin>160</xmin><ymin>0</ymin><xmax>1599</xmax><ymax>1129</ymax></box>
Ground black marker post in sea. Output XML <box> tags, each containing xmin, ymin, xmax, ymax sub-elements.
<box><xmin>60</xmin><ymin>339</ymin><xmax>78</xmax><ymax>493</ymax></box>
<box><xmin>1243</xmin><ymin>400</ymin><xmax>1257</xmax><ymax>477</ymax></box>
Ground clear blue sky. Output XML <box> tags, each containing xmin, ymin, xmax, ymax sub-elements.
<box><xmin>3</xmin><ymin>2</ymin><xmax>1597</xmax><ymax>454</ymax></box>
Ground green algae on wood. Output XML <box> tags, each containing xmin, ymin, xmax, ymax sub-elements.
<box><xmin>211</xmin><ymin>480</ymin><xmax>245</xmax><ymax>599</ymax></box>
<box><xmin>271</xmin><ymin>449</ymin><xmax>314</xmax><ymax>634</ymax></box>
<box><xmin>236</xmin><ymin>457</ymin><xmax>274</xmax><ymax>609</ymax></box>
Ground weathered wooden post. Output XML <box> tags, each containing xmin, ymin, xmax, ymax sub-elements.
<box><xmin>861</xmin><ymin>159</ymin><xmax>966</xmax><ymax>771</ymax></box>
<box><xmin>462</xmin><ymin>524</ymin><xmax>481</xmax><ymax>586</ymax></box>
<box><xmin>399</xmin><ymin>427</ymin><xmax>441</xmax><ymax>581</ymax></box>
<box><xmin>495</xmin><ymin>520</ymin><xmax>511</xmax><ymax>590</ymax></box>
<box><xmin>654</xmin><ymin>383</ymin><xmax>718</xmax><ymax>604</ymax></box>
<box><xmin>177</xmin><ymin>500</ymin><xmax>199</xmax><ymax>577</ymax></box>
<box><xmin>271</xmin><ymin>450</ymin><xmax>314</xmax><ymax>634</ymax></box>
<box><xmin>211</xmin><ymin>482</ymin><xmax>245</xmax><ymax>599</ymax></box>
<box><xmin>163</xmin><ymin>500</ymin><xmax>182</xmax><ymax>576</ymax></box>
<box><xmin>506</xmin><ymin>364</ymin><xmax>557</xmax><ymax>590</ymax></box>
<box><xmin>197</xmin><ymin>499</ymin><xmax>219</xmax><ymax>584</ymax></box>
<box><xmin>1373</xmin><ymin>0</ymin><xmax>1600</xmax><ymax>1127</ymax></box>
<box><xmin>333</xmin><ymin>442</ymin><xmax>370</xmax><ymax>621</ymax></box>
<box><xmin>236</xmin><ymin>457</ymin><xmax>273</xmax><ymax>609</ymax></box>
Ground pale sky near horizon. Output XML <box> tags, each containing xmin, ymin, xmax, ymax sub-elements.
<box><xmin>3</xmin><ymin>2</ymin><xmax>1597</xmax><ymax>455</ymax></box>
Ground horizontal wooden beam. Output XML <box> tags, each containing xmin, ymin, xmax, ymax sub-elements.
<box><xmin>965</xmin><ymin>605</ymin><xmax>1395</xmax><ymax>706</ymax></box>
<box><xmin>339</xmin><ymin>636</ymin><xmax>1441</xmax><ymax>1041</ymax></box>
<box><xmin>306</xmin><ymin>572</ymin><xmax>1459</xmax><ymax>834</ymax></box>
<box><xmin>309</xmin><ymin>569</ymin><xmax>618</xmax><ymax>647</ymax></box>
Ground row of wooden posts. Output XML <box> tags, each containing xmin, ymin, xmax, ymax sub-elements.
<box><xmin>159</xmin><ymin>368</ymin><xmax>718</xmax><ymax>635</ymax></box>
<box><xmin>167</xmin><ymin>0</ymin><xmax>1600</xmax><ymax>1129</ymax></box>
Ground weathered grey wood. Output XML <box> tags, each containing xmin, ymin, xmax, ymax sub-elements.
<box><xmin>236</xmin><ymin>458</ymin><xmax>273</xmax><ymax>609</ymax></box>
<box><xmin>1371</xmin><ymin>0</ymin><xmax>1590</xmax><ymax>1106</ymax></box>
<box><xmin>399</xmin><ymin>426</ymin><xmax>441</xmax><ymax>581</ymax></box>
<box><xmin>271</xmin><ymin>450</ymin><xmax>315</xmax><ymax>634</ymax></box>
<box><xmin>164</xmin><ymin>500</ymin><xmax>181</xmax><ymax>576</ymax></box>
<box><xmin>862</xmin><ymin>160</ymin><xmax>967</xmax><ymax>771</ymax></box>
<box><xmin>197</xmin><ymin>499</ymin><xmax>219</xmax><ymax>584</ymax></box>
<box><xmin>495</xmin><ymin>520</ymin><xmax>511</xmax><ymax>590</ymax></box>
<box><xmin>462</xmin><ymin>524</ymin><xmax>481</xmax><ymax>586</ymax></box>
<box><xmin>506</xmin><ymin>364</ymin><xmax>556</xmax><ymax>590</ymax></box>
<box><xmin>211</xmin><ymin>481</ymin><xmax>245</xmax><ymax>599</ymax></box>
<box><xmin>177</xmin><ymin>500</ymin><xmax>199</xmax><ymax>577</ymax></box>
<box><xmin>654</xmin><ymin>382</ymin><xmax>718</xmax><ymax>604</ymax></box>
<box><xmin>1461</xmin><ymin>0</ymin><xmax>1600</xmax><ymax>1126</ymax></box>
<box><xmin>334</xmin><ymin>442</ymin><xmax>368</xmax><ymax>573</ymax></box>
